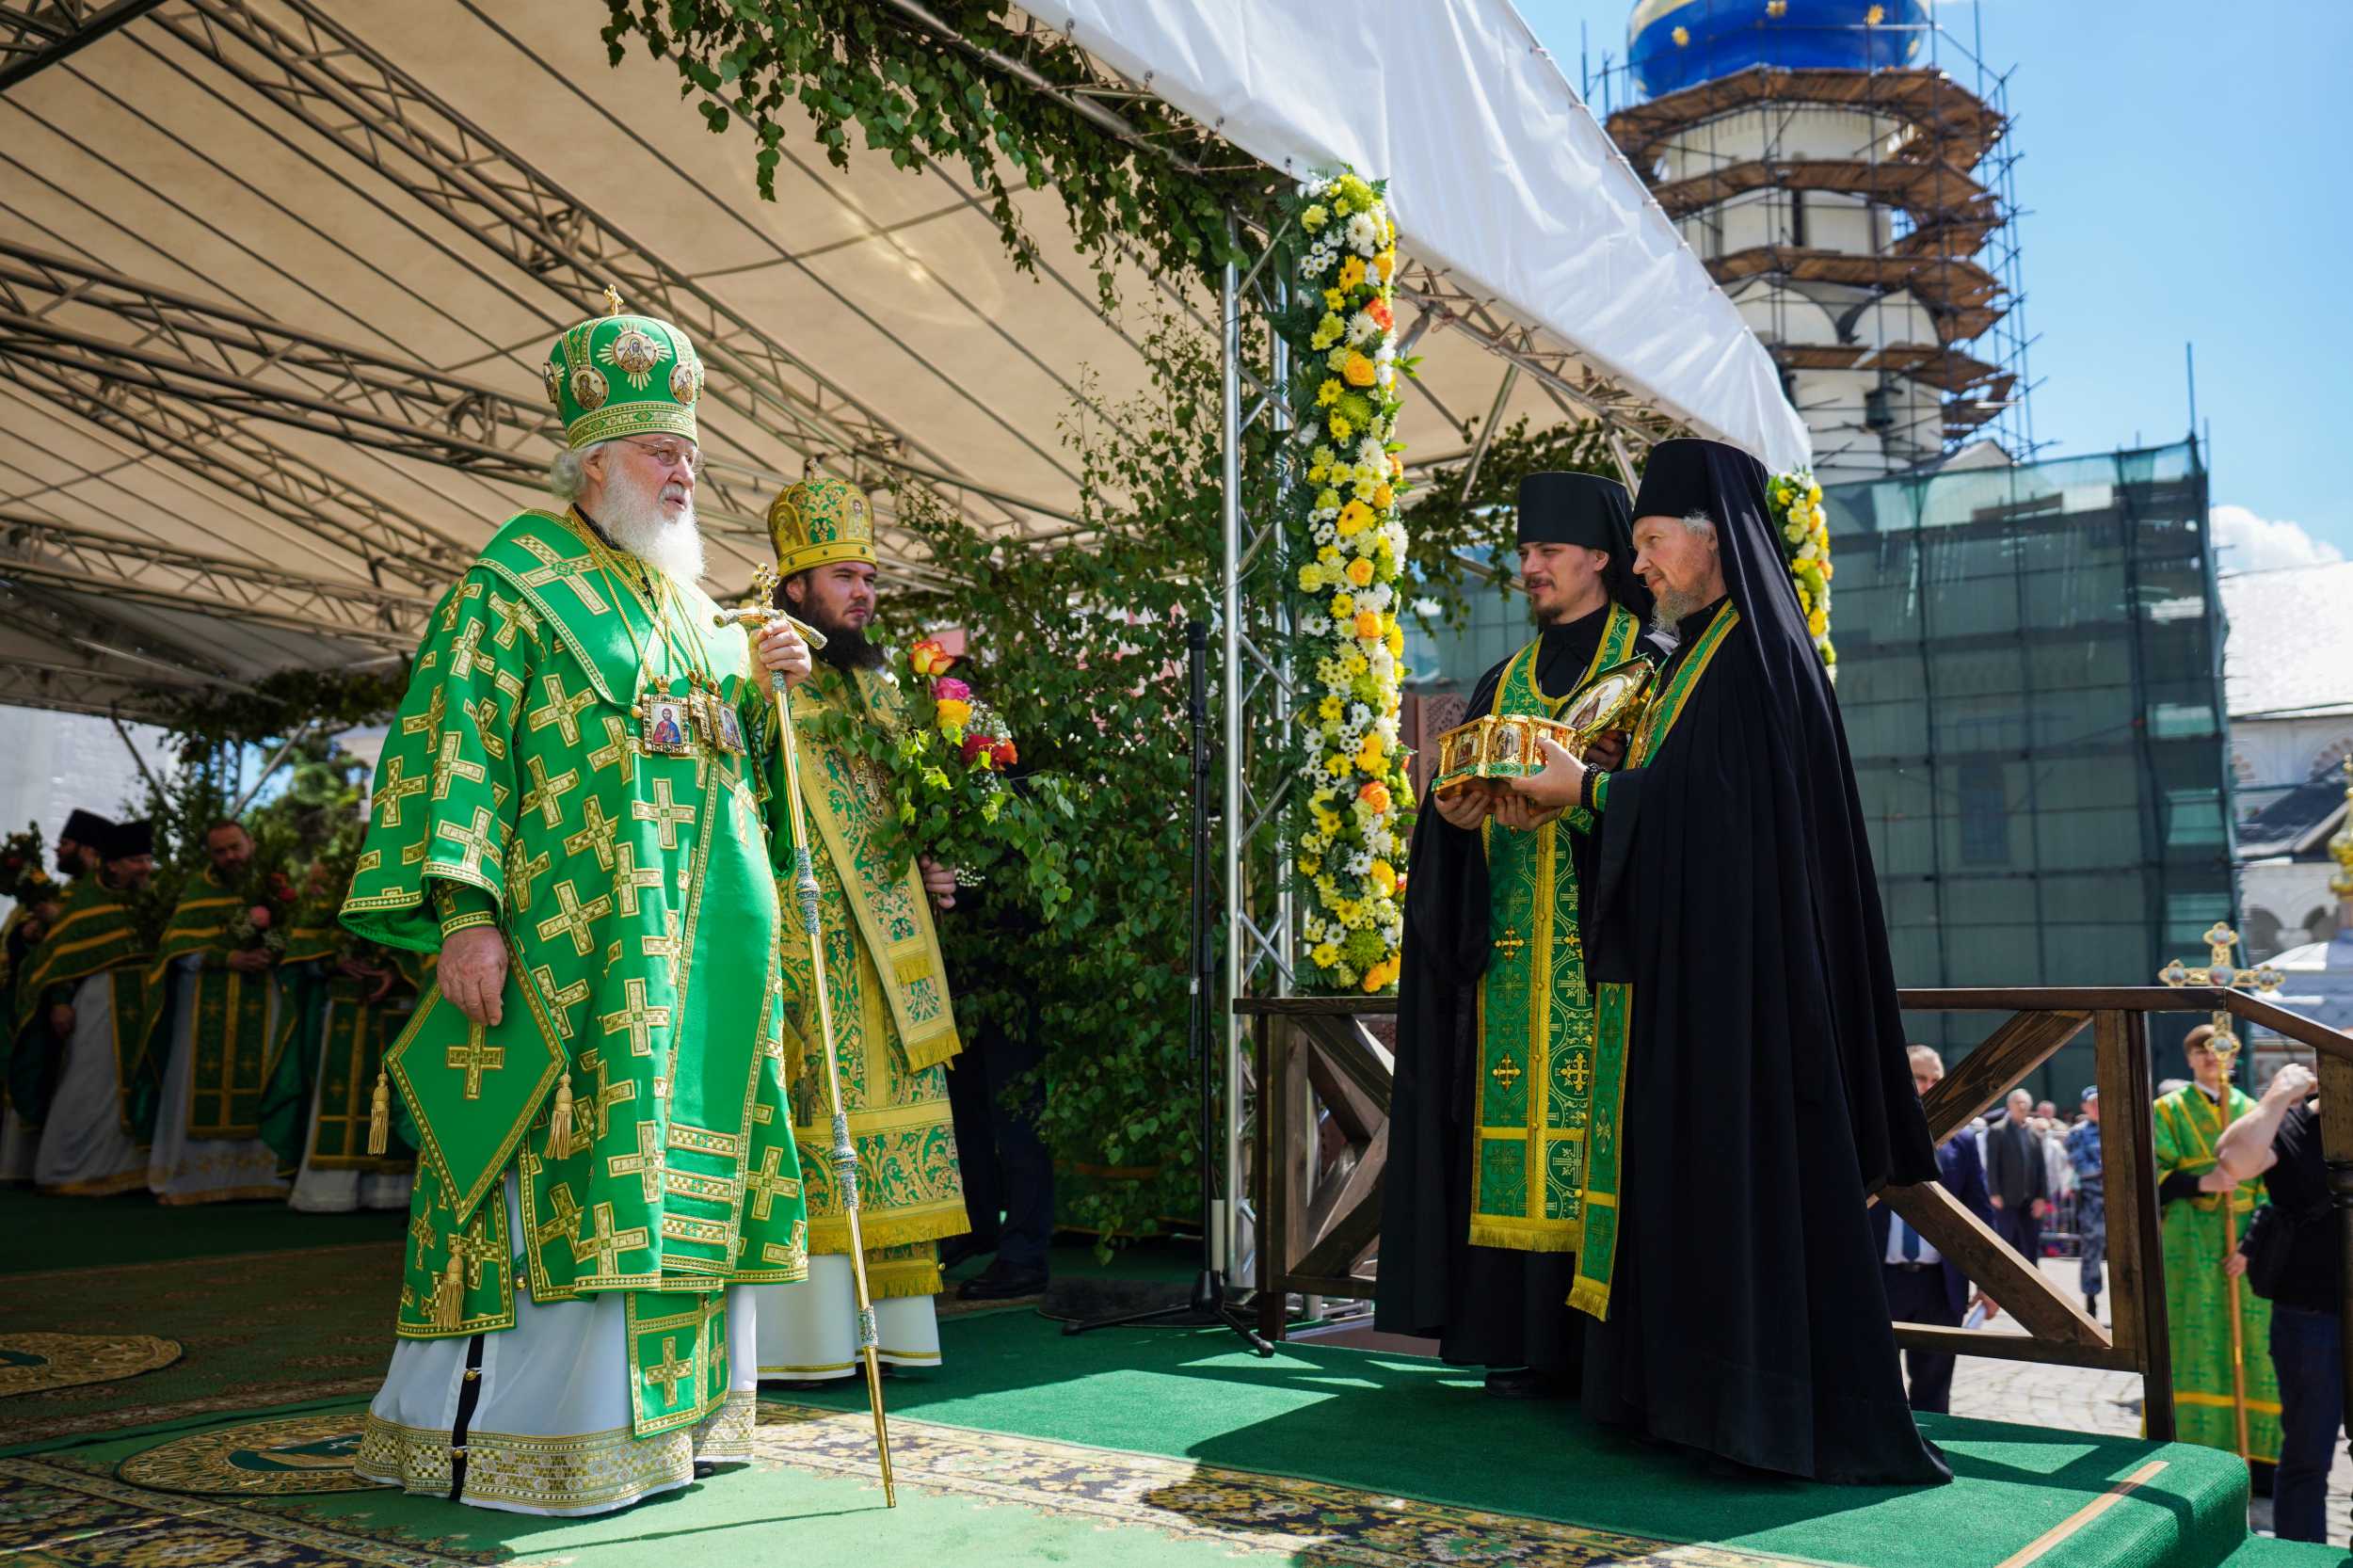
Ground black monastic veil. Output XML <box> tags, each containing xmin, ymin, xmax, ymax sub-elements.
<box><xmin>1575</xmin><ymin>438</ymin><xmax>1947</xmax><ymax>1485</ymax></box>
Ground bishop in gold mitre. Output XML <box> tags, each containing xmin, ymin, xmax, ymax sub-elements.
<box><xmin>338</xmin><ymin>294</ymin><xmax>819</xmax><ymax>1516</ymax></box>
<box><xmin>746</xmin><ymin>476</ymin><xmax>972</xmax><ymax>1386</ymax></box>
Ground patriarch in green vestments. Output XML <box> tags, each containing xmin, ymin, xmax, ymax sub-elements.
<box><xmin>1373</xmin><ymin>471</ymin><xmax>1654</xmax><ymax>1398</ymax></box>
<box><xmin>2152</xmin><ymin>1023</ymin><xmax>2281</xmax><ymax>1469</ymax></box>
<box><xmin>338</xmin><ymin>294</ymin><xmax>818</xmax><ymax>1517</ymax></box>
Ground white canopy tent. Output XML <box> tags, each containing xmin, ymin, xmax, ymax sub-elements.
<box><xmin>0</xmin><ymin>0</ymin><xmax>1801</xmax><ymax>723</ymax></box>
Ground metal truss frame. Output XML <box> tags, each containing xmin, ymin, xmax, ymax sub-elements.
<box><xmin>1216</xmin><ymin>214</ymin><xmax>1298</xmax><ymax>1288</ymax></box>
<box><xmin>145</xmin><ymin>0</ymin><xmax>1075</xmax><ymax>560</ymax></box>
<box><xmin>0</xmin><ymin>0</ymin><xmax>160</xmax><ymax>90</ymax></box>
<box><xmin>0</xmin><ymin>510</ymin><xmax>427</xmax><ymax>647</ymax></box>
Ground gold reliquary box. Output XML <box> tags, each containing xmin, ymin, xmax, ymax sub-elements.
<box><xmin>1430</xmin><ymin>658</ymin><xmax>1657</xmax><ymax>798</ymax></box>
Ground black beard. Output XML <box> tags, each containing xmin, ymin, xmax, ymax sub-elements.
<box><xmin>812</xmin><ymin>620</ymin><xmax>885</xmax><ymax>671</ymax></box>
<box><xmin>55</xmin><ymin>848</ymin><xmax>77</xmax><ymax>874</ymax></box>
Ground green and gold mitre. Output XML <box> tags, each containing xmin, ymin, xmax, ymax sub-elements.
<box><xmin>768</xmin><ymin>475</ymin><xmax>875</xmax><ymax>578</ymax></box>
<box><xmin>541</xmin><ymin>286</ymin><xmax>705</xmax><ymax>449</ymax></box>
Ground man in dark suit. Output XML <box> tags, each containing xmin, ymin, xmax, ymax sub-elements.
<box><xmin>1872</xmin><ymin>1045</ymin><xmax>1998</xmax><ymax>1414</ymax></box>
<box><xmin>1984</xmin><ymin>1086</ymin><xmax>2051</xmax><ymax>1260</ymax></box>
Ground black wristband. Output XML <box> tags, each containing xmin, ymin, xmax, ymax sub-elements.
<box><xmin>1581</xmin><ymin>767</ymin><xmax>1605</xmax><ymax>811</ymax></box>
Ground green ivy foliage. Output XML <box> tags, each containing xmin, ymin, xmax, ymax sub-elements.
<box><xmin>599</xmin><ymin>0</ymin><xmax>1260</xmax><ymax>305</ymax></box>
<box><xmin>857</xmin><ymin>315</ymin><xmax>1273</xmax><ymax>1242</ymax></box>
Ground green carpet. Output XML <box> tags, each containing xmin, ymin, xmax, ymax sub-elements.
<box><xmin>2217</xmin><ymin>1542</ymin><xmax>2351</xmax><ymax>1566</ymax></box>
<box><xmin>786</xmin><ymin>1310</ymin><xmax>2256</xmax><ymax>1568</ymax></box>
<box><xmin>0</xmin><ymin>1184</ymin><xmax>407</xmax><ymax>1272</ymax></box>
<box><xmin>0</xmin><ymin>1189</ymin><xmax>2281</xmax><ymax>1568</ymax></box>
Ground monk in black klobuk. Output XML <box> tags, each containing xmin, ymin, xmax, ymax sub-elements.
<box><xmin>1374</xmin><ymin>472</ymin><xmax>1656</xmax><ymax>1398</ymax></box>
<box><xmin>1509</xmin><ymin>438</ymin><xmax>1950</xmax><ymax>1486</ymax></box>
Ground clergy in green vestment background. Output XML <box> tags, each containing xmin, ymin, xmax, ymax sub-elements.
<box><xmin>10</xmin><ymin>819</ymin><xmax>156</xmax><ymax>1196</ymax></box>
<box><xmin>142</xmin><ymin>821</ymin><xmax>291</xmax><ymax>1205</ymax></box>
<box><xmin>2153</xmin><ymin>1023</ymin><xmax>2282</xmax><ymax>1475</ymax></box>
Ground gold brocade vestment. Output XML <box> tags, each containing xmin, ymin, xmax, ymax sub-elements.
<box><xmin>781</xmin><ymin>661</ymin><xmax>968</xmax><ymax>1298</ymax></box>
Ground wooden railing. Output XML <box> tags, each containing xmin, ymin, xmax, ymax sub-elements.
<box><xmin>1244</xmin><ymin>985</ymin><xmax>2353</xmax><ymax>1447</ymax></box>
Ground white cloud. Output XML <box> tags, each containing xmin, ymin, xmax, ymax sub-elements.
<box><xmin>2210</xmin><ymin>504</ymin><xmax>2345</xmax><ymax>575</ymax></box>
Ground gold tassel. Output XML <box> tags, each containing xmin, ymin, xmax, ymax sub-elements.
<box><xmin>367</xmin><ymin>1069</ymin><xmax>391</xmax><ymax>1157</ymax></box>
<box><xmin>436</xmin><ymin>1250</ymin><xmax>463</xmax><ymax>1332</ymax></box>
<box><xmin>547</xmin><ymin>1070</ymin><xmax>575</xmax><ymax>1160</ymax></box>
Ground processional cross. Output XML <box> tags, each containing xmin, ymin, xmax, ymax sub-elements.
<box><xmin>2156</xmin><ymin>920</ymin><xmax>2284</xmax><ymax>1464</ymax></box>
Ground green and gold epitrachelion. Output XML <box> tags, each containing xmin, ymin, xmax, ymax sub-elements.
<box><xmin>343</xmin><ymin>498</ymin><xmax>808</xmax><ymax>1439</ymax></box>
<box><xmin>1470</xmin><ymin>603</ymin><xmax>1644</xmax><ymax>1254</ymax></box>
<box><xmin>145</xmin><ymin>870</ymin><xmax>284</xmax><ymax>1142</ymax></box>
<box><xmin>1569</xmin><ymin>601</ymin><xmax>1741</xmax><ymax>1321</ymax></box>
<box><xmin>782</xmin><ymin>659</ymin><xmax>968</xmax><ymax>1299</ymax></box>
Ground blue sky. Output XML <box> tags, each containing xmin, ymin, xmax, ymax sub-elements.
<box><xmin>1514</xmin><ymin>0</ymin><xmax>2353</xmax><ymax>571</ymax></box>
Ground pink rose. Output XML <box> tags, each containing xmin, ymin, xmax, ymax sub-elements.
<box><xmin>248</xmin><ymin>905</ymin><xmax>272</xmax><ymax>931</ymax></box>
<box><xmin>932</xmin><ymin>677</ymin><xmax>971</xmax><ymax>703</ymax></box>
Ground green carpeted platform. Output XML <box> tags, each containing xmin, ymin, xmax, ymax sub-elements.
<box><xmin>0</xmin><ymin>1190</ymin><xmax>2333</xmax><ymax>1568</ymax></box>
<box><xmin>785</xmin><ymin>1309</ymin><xmax>2263</xmax><ymax>1568</ymax></box>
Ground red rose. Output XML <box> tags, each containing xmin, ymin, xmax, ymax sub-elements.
<box><xmin>248</xmin><ymin>905</ymin><xmax>272</xmax><ymax>931</ymax></box>
<box><xmin>959</xmin><ymin>733</ymin><xmax>989</xmax><ymax>766</ymax></box>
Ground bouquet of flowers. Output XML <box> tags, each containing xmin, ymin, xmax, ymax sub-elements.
<box><xmin>819</xmin><ymin>638</ymin><xmax>1072</xmax><ymax>920</ymax></box>
<box><xmin>229</xmin><ymin>850</ymin><xmax>300</xmax><ymax>958</ymax></box>
<box><xmin>0</xmin><ymin>822</ymin><xmax>56</xmax><ymax>905</ymax></box>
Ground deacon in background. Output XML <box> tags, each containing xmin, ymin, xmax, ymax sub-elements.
<box><xmin>10</xmin><ymin>819</ymin><xmax>155</xmax><ymax>1195</ymax></box>
<box><xmin>53</xmin><ymin>808</ymin><xmax>107</xmax><ymax>883</ymax></box>
<box><xmin>1511</xmin><ymin>438</ymin><xmax>1948</xmax><ymax>1484</ymax></box>
<box><xmin>1374</xmin><ymin>472</ymin><xmax>1652</xmax><ymax>1399</ymax></box>
<box><xmin>754</xmin><ymin>477</ymin><xmax>970</xmax><ymax>1384</ymax></box>
<box><xmin>259</xmin><ymin>863</ymin><xmax>419</xmax><ymax>1212</ymax></box>
<box><xmin>142</xmin><ymin>820</ymin><xmax>291</xmax><ymax>1204</ymax></box>
<box><xmin>0</xmin><ymin>813</ymin><xmax>90</xmax><ymax>1181</ymax></box>
<box><xmin>339</xmin><ymin>296</ymin><xmax>813</xmax><ymax>1515</ymax></box>
<box><xmin>2153</xmin><ymin>1024</ymin><xmax>2281</xmax><ymax>1475</ymax></box>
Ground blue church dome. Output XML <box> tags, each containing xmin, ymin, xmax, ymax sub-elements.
<box><xmin>1628</xmin><ymin>0</ymin><xmax>1929</xmax><ymax>99</ymax></box>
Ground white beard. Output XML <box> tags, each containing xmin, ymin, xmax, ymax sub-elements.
<box><xmin>601</xmin><ymin>467</ymin><xmax>705</xmax><ymax>586</ymax></box>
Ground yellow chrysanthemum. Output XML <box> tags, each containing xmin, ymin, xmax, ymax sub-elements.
<box><xmin>1385</xmin><ymin>624</ymin><xmax>1405</xmax><ymax>657</ymax></box>
<box><xmin>1328</xmin><ymin>414</ymin><xmax>1353</xmax><ymax>441</ymax></box>
<box><xmin>1297</xmin><ymin>563</ymin><xmax>1325</xmax><ymax>593</ymax></box>
<box><xmin>1317</xmin><ymin>379</ymin><xmax>1342</xmax><ymax>407</ymax></box>
<box><xmin>1337</xmin><ymin>255</ymin><xmax>1367</xmax><ymax>291</ymax></box>
<box><xmin>1329</xmin><ymin>592</ymin><xmax>1355</xmax><ymax>619</ymax></box>
<box><xmin>1337</xmin><ymin>500</ymin><xmax>1375</xmax><ymax>536</ymax></box>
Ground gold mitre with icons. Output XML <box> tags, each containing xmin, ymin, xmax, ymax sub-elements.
<box><xmin>1431</xmin><ymin>657</ymin><xmax>1656</xmax><ymax>798</ymax></box>
<box><xmin>768</xmin><ymin>474</ymin><xmax>876</xmax><ymax>579</ymax></box>
<box><xmin>541</xmin><ymin>285</ymin><xmax>706</xmax><ymax>450</ymax></box>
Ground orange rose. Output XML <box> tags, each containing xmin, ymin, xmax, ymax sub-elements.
<box><xmin>1358</xmin><ymin>780</ymin><xmax>1392</xmax><ymax>815</ymax></box>
<box><xmin>1353</xmin><ymin>610</ymin><xmax>1383</xmax><ymax>641</ymax></box>
<box><xmin>1343</xmin><ymin>352</ymin><xmax>1377</xmax><ymax>388</ymax></box>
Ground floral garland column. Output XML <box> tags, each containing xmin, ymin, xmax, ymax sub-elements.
<box><xmin>1278</xmin><ymin>171</ymin><xmax>1414</xmax><ymax>996</ymax></box>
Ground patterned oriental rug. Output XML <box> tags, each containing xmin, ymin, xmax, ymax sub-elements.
<box><xmin>0</xmin><ymin>1243</ymin><xmax>398</xmax><ymax>1450</ymax></box>
<box><xmin>2</xmin><ymin>1403</ymin><xmax>1813</xmax><ymax>1568</ymax></box>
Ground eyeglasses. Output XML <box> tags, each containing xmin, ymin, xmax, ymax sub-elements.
<box><xmin>620</xmin><ymin>437</ymin><xmax>702</xmax><ymax>479</ymax></box>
